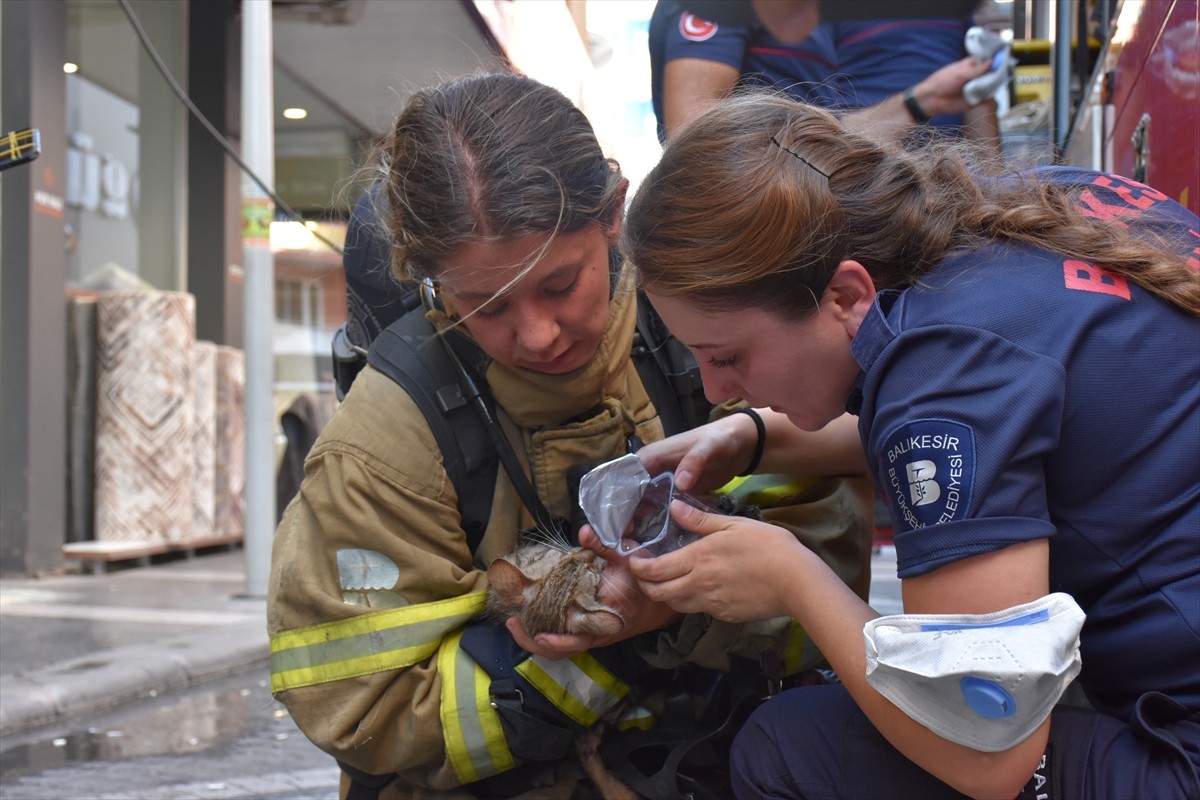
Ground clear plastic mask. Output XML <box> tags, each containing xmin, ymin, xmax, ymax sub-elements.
<box><xmin>577</xmin><ymin>454</ymin><xmax>706</xmax><ymax>556</ymax></box>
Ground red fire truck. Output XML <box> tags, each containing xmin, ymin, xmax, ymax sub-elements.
<box><xmin>1065</xmin><ymin>0</ymin><xmax>1199</xmax><ymax>215</ymax></box>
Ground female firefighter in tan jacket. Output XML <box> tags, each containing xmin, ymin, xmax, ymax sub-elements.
<box><xmin>267</xmin><ymin>72</ymin><xmax>874</xmax><ymax>799</ymax></box>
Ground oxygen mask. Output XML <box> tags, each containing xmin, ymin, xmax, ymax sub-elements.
<box><xmin>577</xmin><ymin>454</ymin><xmax>710</xmax><ymax>556</ymax></box>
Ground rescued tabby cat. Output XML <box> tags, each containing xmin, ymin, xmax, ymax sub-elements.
<box><xmin>485</xmin><ymin>528</ymin><xmax>637</xmax><ymax>799</ymax></box>
<box><xmin>483</xmin><ymin>498</ymin><xmax>759</xmax><ymax>800</ymax></box>
<box><xmin>486</xmin><ymin>528</ymin><xmax>626</xmax><ymax>638</ymax></box>
<box><xmin>485</xmin><ymin>492</ymin><xmax>759</xmax><ymax>638</ymax></box>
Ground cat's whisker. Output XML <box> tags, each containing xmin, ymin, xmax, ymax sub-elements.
<box><xmin>601</xmin><ymin>570</ymin><xmax>638</xmax><ymax>606</ymax></box>
<box><xmin>521</xmin><ymin>526</ymin><xmax>571</xmax><ymax>553</ymax></box>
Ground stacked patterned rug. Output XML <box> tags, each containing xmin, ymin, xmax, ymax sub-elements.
<box><xmin>192</xmin><ymin>340</ymin><xmax>218</xmax><ymax>539</ymax></box>
<box><xmin>93</xmin><ymin>291</ymin><xmax>196</xmax><ymax>543</ymax></box>
<box><xmin>215</xmin><ymin>346</ymin><xmax>246</xmax><ymax>540</ymax></box>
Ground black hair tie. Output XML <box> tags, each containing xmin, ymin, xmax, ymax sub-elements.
<box><xmin>731</xmin><ymin>408</ymin><xmax>766</xmax><ymax>477</ymax></box>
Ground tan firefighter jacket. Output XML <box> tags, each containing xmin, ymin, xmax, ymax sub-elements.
<box><xmin>267</xmin><ymin>266</ymin><xmax>875</xmax><ymax>798</ymax></box>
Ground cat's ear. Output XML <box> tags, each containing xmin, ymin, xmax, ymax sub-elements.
<box><xmin>487</xmin><ymin>557</ymin><xmax>532</xmax><ymax>605</ymax></box>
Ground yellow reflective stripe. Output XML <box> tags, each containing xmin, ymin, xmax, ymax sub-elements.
<box><xmin>269</xmin><ymin>592</ymin><xmax>487</xmax><ymax>692</ymax></box>
<box><xmin>515</xmin><ymin>653</ymin><xmax>629</xmax><ymax>727</ymax></box>
<box><xmin>440</xmin><ymin>629</ymin><xmax>515</xmax><ymax>784</ymax></box>
<box><xmin>783</xmin><ymin>618</ymin><xmax>824</xmax><ymax>674</ymax></box>
<box><xmin>616</xmin><ymin>704</ymin><xmax>655</xmax><ymax>731</ymax></box>
<box><xmin>716</xmin><ymin>473</ymin><xmax>823</xmax><ymax>507</ymax></box>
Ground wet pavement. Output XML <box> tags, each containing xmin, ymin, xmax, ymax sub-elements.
<box><xmin>0</xmin><ymin>550</ymin><xmax>259</xmax><ymax>675</ymax></box>
<box><xmin>0</xmin><ymin>540</ymin><xmax>901</xmax><ymax>795</ymax></box>
<box><xmin>0</xmin><ymin>546</ymin><xmax>267</xmax><ymax>737</ymax></box>
<box><xmin>0</xmin><ymin>667</ymin><xmax>340</xmax><ymax>799</ymax></box>
<box><xmin>2</xmin><ymin>670</ymin><xmax>278</xmax><ymax>772</ymax></box>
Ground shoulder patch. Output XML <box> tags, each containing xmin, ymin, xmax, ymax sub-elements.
<box><xmin>880</xmin><ymin>419</ymin><xmax>975</xmax><ymax>532</ymax></box>
<box><xmin>679</xmin><ymin>13</ymin><xmax>718</xmax><ymax>41</ymax></box>
<box><xmin>337</xmin><ymin>548</ymin><xmax>400</xmax><ymax>591</ymax></box>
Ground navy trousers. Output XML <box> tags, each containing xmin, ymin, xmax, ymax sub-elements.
<box><xmin>730</xmin><ymin>685</ymin><xmax>1199</xmax><ymax>799</ymax></box>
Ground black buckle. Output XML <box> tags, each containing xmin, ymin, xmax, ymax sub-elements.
<box><xmin>332</xmin><ymin>322</ymin><xmax>367</xmax><ymax>362</ymax></box>
<box><xmin>489</xmin><ymin>678</ymin><xmax>524</xmax><ymax>711</ymax></box>
<box><xmin>760</xmin><ymin>649</ymin><xmax>783</xmax><ymax>699</ymax></box>
<box><xmin>332</xmin><ymin>322</ymin><xmax>369</xmax><ymax>401</ymax></box>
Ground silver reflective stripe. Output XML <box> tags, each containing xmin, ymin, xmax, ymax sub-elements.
<box><xmin>270</xmin><ymin>593</ymin><xmax>485</xmax><ymax>692</ymax></box>
<box><xmin>516</xmin><ymin>652</ymin><xmax>629</xmax><ymax>726</ymax></box>
<box><xmin>439</xmin><ymin>629</ymin><xmax>515</xmax><ymax>784</ymax></box>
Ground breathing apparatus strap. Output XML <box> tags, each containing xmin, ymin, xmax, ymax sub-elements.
<box><xmin>336</xmin><ymin>760</ymin><xmax>395</xmax><ymax>800</ymax></box>
<box><xmin>419</xmin><ymin>279</ymin><xmax>562</xmax><ymax>538</ymax></box>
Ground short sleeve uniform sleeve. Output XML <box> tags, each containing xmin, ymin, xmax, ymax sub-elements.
<box><xmin>856</xmin><ymin>317</ymin><xmax>1065</xmax><ymax>579</ymax></box>
<box><xmin>652</xmin><ymin>7</ymin><xmax>838</xmax><ymax>123</ymax></box>
<box><xmin>661</xmin><ymin>10</ymin><xmax>752</xmax><ymax>70</ymax></box>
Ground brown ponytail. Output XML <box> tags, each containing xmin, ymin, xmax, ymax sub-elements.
<box><xmin>624</xmin><ymin>91</ymin><xmax>1200</xmax><ymax>318</ymax></box>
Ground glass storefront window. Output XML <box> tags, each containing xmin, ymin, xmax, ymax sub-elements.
<box><xmin>65</xmin><ymin>0</ymin><xmax>185</xmax><ymax>291</ymax></box>
<box><xmin>270</xmin><ymin>220</ymin><xmax>346</xmax><ymax>396</ymax></box>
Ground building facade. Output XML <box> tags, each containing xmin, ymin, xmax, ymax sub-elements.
<box><xmin>0</xmin><ymin>0</ymin><xmax>657</xmax><ymax>576</ymax></box>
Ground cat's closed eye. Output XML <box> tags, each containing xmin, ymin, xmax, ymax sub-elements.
<box><xmin>486</xmin><ymin>541</ymin><xmax>624</xmax><ymax>638</ymax></box>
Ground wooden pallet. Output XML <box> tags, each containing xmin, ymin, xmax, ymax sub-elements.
<box><xmin>62</xmin><ymin>533</ymin><xmax>243</xmax><ymax>574</ymax></box>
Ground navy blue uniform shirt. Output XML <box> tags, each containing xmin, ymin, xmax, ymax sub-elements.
<box><xmin>650</xmin><ymin>0</ymin><xmax>837</xmax><ymax>140</ymax></box>
<box><xmin>650</xmin><ymin>1</ymin><xmax>977</xmax><ymax>139</ymax></box>
<box><xmin>829</xmin><ymin>18</ymin><xmax>972</xmax><ymax>130</ymax></box>
<box><xmin>850</xmin><ymin>167</ymin><xmax>1200</xmax><ymax>722</ymax></box>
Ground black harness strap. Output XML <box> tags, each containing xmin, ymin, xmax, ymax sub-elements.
<box><xmin>368</xmin><ymin>312</ymin><xmax>497</xmax><ymax>554</ymax></box>
<box><xmin>367</xmin><ymin>310</ymin><xmax>560</xmax><ymax>553</ymax></box>
<box><xmin>431</xmin><ymin>319</ymin><xmax>560</xmax><ymax>537</ymax></box>
<box><xmin>337</xmin><ymin>760</ymin><xmax>394</xmax><ymax>800</ymax></box>
<box><xmin>632</xmin><ymin>294</ymin><xmax>709</xmax><ymax>437</ymax></box>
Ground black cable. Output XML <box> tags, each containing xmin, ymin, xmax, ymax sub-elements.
<box><xmin>439</xmin><ymin>333</ymin><xmax>560</xmax><ymax>537</ymax></box>
<box><xmin>116</xmin><ymin>0</ymin><xmax>345</xmax><ymax>256</ymax></box>
<box><xmin>418</xmin><ymin>281</ymin><xmax>560</xmax><ymax>536</ymax></box>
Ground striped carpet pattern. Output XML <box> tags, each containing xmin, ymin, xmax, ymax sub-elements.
<box><xmin>215</xmin><ymin>346</ymin><xmax>246</xmax><ymax>539</ymax></box>
<box><xmin>192</xmin><ymin>340</ymin><xmax>218</xmax><ymax>539</ymax></box>
<box><xmin>93</xmin><ymin>291</ymin><xmax>196</xmax><ymax>543</ymax></box>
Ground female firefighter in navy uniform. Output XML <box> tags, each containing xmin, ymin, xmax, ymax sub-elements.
<box><xmin>622</xmin><ymin>92</ymin><xmax>1199</xmax><ymax>799</ymax></box>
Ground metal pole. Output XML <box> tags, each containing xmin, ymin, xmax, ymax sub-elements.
<box><xmin>240</xmin><ymin>0</ymin><xmax>275</xmax><ymax>598</ymax></box>
<box><xmin>1052</xmin><ymin>0</ymin><xmax>1073</xmax><ymax>159</ymax></box>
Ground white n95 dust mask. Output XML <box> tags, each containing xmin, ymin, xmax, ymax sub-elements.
<box><xmin>864</xmin><ymin>592</ymin><xmax>1085</xmax><ymax>752</ymax></box>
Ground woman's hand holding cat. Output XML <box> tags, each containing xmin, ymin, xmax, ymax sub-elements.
<box><xmin>628</xmin><ymin>499</ymin><xmax>808</xmax><ymax>623</ymax></box>
<box><xmin>579</xmin><ymin>524</ymin><xmax>685</xmax><ymax>634</ymax></box>
<box><xmin>502</xmin><ymin>526</ymin><xmax>683</xmax><ymax>660</ymax></box>
<box><xmin>504</xmin><ymin>616</ymin><xmax>593</xmax><ymax>660</ymax></box>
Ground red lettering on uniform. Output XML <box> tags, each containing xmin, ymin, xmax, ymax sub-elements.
<box><xmin>1092</xmin><ymin>174</ymin><xmax>1168</xmax><ymax>209</ymax></box>
<box><xmin>1063</xmin><ymin>259</ymin><xmax>1131</xmax><ymax>299</ymax></box>
<box><xmin>1077</xmin><ymin>188</ymin><xmax>1131</xmax><ymax>227</ymax></box>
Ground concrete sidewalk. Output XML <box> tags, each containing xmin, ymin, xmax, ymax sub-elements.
<box><xmin>0</xmin><ymin>542</ymin><xmax>902</xmax><ymax>739</ymax></box>
<box><xmin>0</xmin><ymin>547</ymin><xmax>268</xmax><ymax>737</ymax></box>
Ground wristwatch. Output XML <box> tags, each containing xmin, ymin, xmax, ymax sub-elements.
<box><xmin>902</xmin><ymin>86</ymin><xmax>932</xmax><ymax>124</ymax></box>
